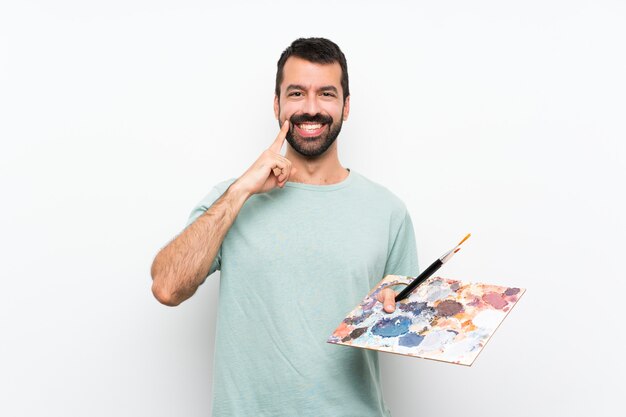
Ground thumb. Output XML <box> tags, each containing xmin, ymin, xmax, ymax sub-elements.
<box><xmin>377</xmin><ymin>288</ymin><xmax>397</xmax><ymax>313</ymax></box>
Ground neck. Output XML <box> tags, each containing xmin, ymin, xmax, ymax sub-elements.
<box><xmin>284</xmin><ymin>141</ymin><xmax>349</xmax><ymax>185</ymax></box>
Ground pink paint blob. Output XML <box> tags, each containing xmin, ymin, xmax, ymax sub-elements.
<box><xmin>482</xmin><ymin>292</ymin><xmax>508</xmax><ymax>310</ymax></box>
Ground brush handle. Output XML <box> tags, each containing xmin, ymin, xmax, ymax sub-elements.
<box><xmin>394</xmin><ymin>259</ymin><xmax>443</xmax><ymax>302</ymax></box>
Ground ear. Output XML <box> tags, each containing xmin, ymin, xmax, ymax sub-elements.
<box><xmin>274</xmin><ymin>95</ymin><xmax>280</xmax><ymax>120</ymax></box>
<box><xmin>342</xmin><ymin>95</ymin><xmax>351</xmax><ymax>121</ymax></box>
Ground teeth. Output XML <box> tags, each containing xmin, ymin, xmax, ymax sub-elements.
<box><xmin>298</xmin><ymin>123</ymin><xmax>323</xmax><ymax>130</ymax></box>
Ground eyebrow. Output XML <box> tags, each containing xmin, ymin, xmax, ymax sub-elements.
<box><xmin>285</xmin><ymin>84</ymin><xmax>339</xmax><ymax>94</ymax></box>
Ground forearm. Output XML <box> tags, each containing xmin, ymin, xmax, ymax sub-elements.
<box><xmin>151</xmin><ymin>180</ymin><xmax>251</xmax><ymax>306</ymax></box>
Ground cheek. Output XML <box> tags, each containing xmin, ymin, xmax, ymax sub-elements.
<box><xmin>279</xmin><ymin>105</ymin><xmax>296</xmax><ymax>120</ymax></box>
<box><xmin>322</xmin><ymin>104</ymin><xmax>343</xmax><ymax>119</ymax></box>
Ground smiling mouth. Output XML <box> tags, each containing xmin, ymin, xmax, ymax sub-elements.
<box><xmin>294</xmin><ymin>123</ymin><xmax>327</xmax><ymax>137</ymax></box>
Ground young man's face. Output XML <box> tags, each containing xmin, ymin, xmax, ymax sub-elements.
<box><xmin>274</xmin><ymin>56</ymin><xmax>350</xmax><ymax>157</ymax></box>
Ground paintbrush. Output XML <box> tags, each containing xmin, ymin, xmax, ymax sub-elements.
<box><xmin>394</xmin><ymin>234</ymin><xmax>471</xmax><ymax>302</ymax></box>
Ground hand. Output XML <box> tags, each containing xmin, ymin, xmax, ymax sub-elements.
<box><xmin>376</xmin><ymin>287</ymin><xmax>398</xmax><ymax>313</ymax></box>
<box><xmin>234</xmin><ymin>120</ymin><xmax>298</xmax><ymax>195</ymax></box>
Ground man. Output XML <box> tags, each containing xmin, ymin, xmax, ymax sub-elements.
<box><xmin>151</xmin><ymin>37</ymin><xmax>419</xmax><ymax>416</ymax></box>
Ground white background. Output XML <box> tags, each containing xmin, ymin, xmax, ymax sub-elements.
<box><xmin>1</xmin><ymin>1</ymin><xmax>624</xmax><ymax>416</ymax></box>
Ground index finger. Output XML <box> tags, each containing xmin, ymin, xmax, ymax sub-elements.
<box><xmin>268</xmin><ymin>119</ymin><xmax>290</xmax><ymax>154</ymax></box>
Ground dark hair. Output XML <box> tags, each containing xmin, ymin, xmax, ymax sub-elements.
<box><xmin>275</xmin><ymin>37</ymin><xmax>349</xmax><ymax>101</ymax></box>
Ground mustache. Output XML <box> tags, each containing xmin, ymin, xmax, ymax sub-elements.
<box><xmin>289</xmin><ymin>113</ymin><xmax>333</xmax><ymax>125</ymax></box>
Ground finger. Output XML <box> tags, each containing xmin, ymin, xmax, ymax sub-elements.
<box><xmin>270</xmin><ymin>154</ymin><xmax>287</xmax><ymax>176</ymax></box>
<box><xmin>277</xmin><ymin>160</ymin><xmax>293</xmax><ymax>183</ymax></box>
<box><xmin>382</xmin><ymin>289</ymin><xmax>397</xmax><ymax>313</ymax></box>
<box><xmin>270</xmin><ymin>157</ymin><xmax>287</xmax><ymax>180</ymax></box>
<box><xmin>278</xmin><ymin>163</ymin><xmax>297</xmax><ymax>188</ymax></box>
<box><xmin>268</xmin><ymin>119</ymin><xmax>290</xmax><ymax>154</ymax></box>
<box><xmin>279</xmin><ymin>163</ymin><xmax>296</xmax><ymax>177</ymax></box>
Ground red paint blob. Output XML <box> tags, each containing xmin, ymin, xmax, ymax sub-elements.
<box><xmin>333</xmin><ymin>322</ymin><xmax>351</xmax><ymax>338</ymax></box>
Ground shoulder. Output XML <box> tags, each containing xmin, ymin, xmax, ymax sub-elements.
<box><xmin>213</xmin><ymin>177</ymin><xmax>238</xmax><ymax>194</ymax></box>
<box><xmin>186</xmin><ymin>177</ymin><xmax>238</xmax><ymax>226</ymax></box>
<box><xmin>350</xmin><ymin>170</ymin><xmax>408</xmax><ymax>217</ymax></box>
<box><xmin>195</xmin><ymin>177</ymin><xmax>237</xmax><ymax>205</ymax></box>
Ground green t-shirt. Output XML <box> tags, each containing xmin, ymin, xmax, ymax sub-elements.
<box><xmin>186</xmin><ymin>168</ymin><xmax>419</xmax><ymax>417</ymax></box>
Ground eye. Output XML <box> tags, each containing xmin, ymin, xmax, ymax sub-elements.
<box><xmin>322</xmin><ymin>92</ymin><xmax>336</xmax><ymax>97</ymax></box>
<box><xmin>288</xmin><ymin>92</ymin><xmax>303</xmax><ymax>97</ymax></box>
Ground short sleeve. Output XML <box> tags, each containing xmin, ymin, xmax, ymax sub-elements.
<box><xmin>185</xmin><ymin>179</ymin><xmax>236</xmax><ymax>278</ymax></box>
<box><xmin>383</xmin><ymin>208</ymin><xmax>419</xmax><ymax>277</ymax></box>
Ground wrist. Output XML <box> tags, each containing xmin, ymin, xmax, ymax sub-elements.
<box><xmin>228</xmin><ymin>179</ymin><xmax>253</xmax><ymax>202</ymax></box>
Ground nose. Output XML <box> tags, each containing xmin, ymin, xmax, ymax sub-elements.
<box><xmin>302</xmin><ymin>93</ymin><xmax>321</xmax><ymax>115</ymax></box>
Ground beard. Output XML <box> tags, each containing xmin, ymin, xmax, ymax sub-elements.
<box><xmin>282</xmin><ymin>110</ymin><xmax>344</xmax><ymax>158</ymax></box>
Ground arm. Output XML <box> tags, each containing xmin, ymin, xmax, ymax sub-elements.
<box><xmin>150</xmin><ymin>181</ymin><xmax>251</xmax><ymax>306</ymax></box>
<box><xmin>150</xmin><ymin>120</ymin><xmax>296</xmax><ymax>306</ymax></box>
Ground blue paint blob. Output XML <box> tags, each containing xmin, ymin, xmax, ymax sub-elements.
<box><xmin>399</xmin><ymin>301</ymin><xmax>427</xmax><ymax>314</ymax></box>
<box><xmin>346</xmin><ymin>309</ymin><xmax>374</xmax><ymax>325</ymax></box>
<box><xmin>413</xmin><ymin>306</ymin><xmax>436</xmax><ymax>318</ymax></box>
<box><xmin>360</xmin><ymin>297</ymin><xmax>377</xmax><ymax>311</ymax></box>
<box><xmin>371</xmin><ymin>316</ymin><xmax>411</xmax><ymax>338</ymax></box>
<box><xmin>413</xmin><ymin>303</ymin><xmax>429</xmax><ymax>316</ymax></box>
<box><xmin>398</xmin><ymin>332</ymin><xmax>424</xmax><ymax>347</ymax></box>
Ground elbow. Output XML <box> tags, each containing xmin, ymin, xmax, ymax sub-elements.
<box><xmin>151</xmin><ymin>281</ymin><xmax>182</xmax><ymax>307</ymax></box>
<box><xmin>150</xmin><ymin>267</ymin><xmax>183</xmax><ymax>307</ymax></box>
<box><xmin>150</xmin><ymin>258</ymin><xmax>181</xmax><ymax>307</ymax></box>
<box><xmin>150</xmin><ymin>257</ymin><xmax>195</xmax><ymax>306</ymax></box>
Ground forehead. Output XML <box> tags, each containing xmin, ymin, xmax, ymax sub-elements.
<box><xmin>280</xmin><ymin>56</ymin><xmax>343</xmax><ymax>93</ymax></box>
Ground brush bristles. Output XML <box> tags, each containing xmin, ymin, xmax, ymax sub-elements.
<box><xmin>458</xmin><ymin>233</ymin><xmax>471</xmax><ymax>246</ymax></box>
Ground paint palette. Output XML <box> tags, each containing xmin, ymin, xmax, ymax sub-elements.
<box><xmin>327</xmin><ymin>275</ymin><xmax>525</xmax><ymax>366</ymax></box>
